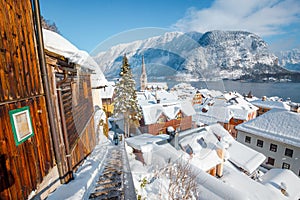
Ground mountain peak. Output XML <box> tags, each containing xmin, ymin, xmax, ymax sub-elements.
<box><xmin>94</xmin><ymin>30</ymin><xmax>294</xmax><ymax>81</ymax></box>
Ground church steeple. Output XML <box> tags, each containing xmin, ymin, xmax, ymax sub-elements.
<box><xmin>140</xmin><ymin>55</ymin><xmax>147</xmax><ymax>91</ymax></box>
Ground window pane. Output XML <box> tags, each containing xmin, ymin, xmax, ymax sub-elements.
<box><xmin>270</xmin><ymin>143</ymin><xmax>277</xmax><ymax>152</ymax></box>
<box><xmin>285</xmin><ymin>148</ymin><xmax>293</xmax><ymax>157</ymax></box>
<box><xmin>267</xmin><ymin>157</ymin><xmax>275</xmax><ymax>166</ymax></box>
<box><xmin>282</xmin><ymin>162</ymin><xmax>290</xmax><ymax>169</ymax></box>
<box><xmin>257</xmin><ymin>139</ymin><xmax>263</xmax><ymax>148</ymax></box>
<box><xmin>245</xmin><ymin>136</ymin><xmax>251</xmax><ymax>143</ymax></box>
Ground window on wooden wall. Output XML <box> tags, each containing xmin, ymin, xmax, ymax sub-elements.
<box><xmin>245</xmin><ymin>136</ymin><xmax>251</xmax><ymax>144</ymax></box>
<box><xmin>256</xmin><ymin>139</ymin><xmax>264</xmax><ymax>148</ymax></box>
<box><xmin>233</xmin><ymin>119</ymin><xmax>239</xmax><ymax>123</ymax></box>
<box><xmin>157</xmin><ymin>116</ymin><xmax>166</xmax><ymax>124</ymax></box>
<box><xmin>176</xmin><ymin>112</ymin><xmax>182</xmax><ymax>120</ymax></box>
<box><xmin>284</xmin><ymin>148</ymin><xmax>293</xmax><ymax>158</ymax></box>
<box><xmin>266</xmin><ymin>157</ymin><xmax>275</xmax><ymax>166</ymax></box>
<box><xmin>282</xmin><ymin>162</ymin><xmax>290</xmax><ymax>169</ymax></box>
<box><xmin>269</xmin><ymin>143</ymin><xmax>277</xmax><ymax>152</ymax></box>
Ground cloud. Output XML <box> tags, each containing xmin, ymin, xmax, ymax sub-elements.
<box><xmin>172</xmin><ymin>0</ymin><xmax>300</xmax><ymax>37</ymax></box>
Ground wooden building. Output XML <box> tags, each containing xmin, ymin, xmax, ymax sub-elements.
<box><xmin>99</xmin><ymin>81</ymin><xmax>115</xmax><ymax>117</ymax></box>
<box><xmin>0</xmin><ymin>1</ymin><xmax>54</xmax><ymax>199</ymax></box>
<box><xmin>0</xmin><ymin>1</ymin><xmax>99</xmax><ymax>199</ymax></box>
<box><xmin>44</xmin><ymin>48</ymin><xmax>96</xmax><ymax>172</ymax></box>
<box><xmin>139</xmin><ymin>102</ymin><xmax>195</xmax><ymax>135</ymax></box>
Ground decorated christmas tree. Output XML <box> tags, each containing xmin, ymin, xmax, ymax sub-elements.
<box><xmin>113</xmin><ymin>54</ymin><xmax>142</xmax><ymax>137</ymax></box>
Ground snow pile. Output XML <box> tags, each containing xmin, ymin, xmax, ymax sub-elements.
<box><xmin>140</xmin><ymin>100</ymin><xmax>195</xmax><ymax>125</ymax></box>
<box><xmin>42</xmin><ymin>28</ymin><xmax>107</xmax><ymax>87</ymax></box>
<box><xmin>127</xmin><ymin>126</ymin><xmax>300</xmax><ymax>199</ymax></box>
<box><xmin>47</xmin><ymin>143</ymin><xmax>108</xmax><ymax>200</ymax></box>
<box><xmin>194</xmin><ymin>91</ymin><xmax>258</xmax><ymax>125</ymax></box>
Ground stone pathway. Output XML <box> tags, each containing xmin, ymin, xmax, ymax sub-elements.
<box><xmin>89</xmin><ymin>142</ymin><xmax>136</xmax><ymax>200</ymax></box>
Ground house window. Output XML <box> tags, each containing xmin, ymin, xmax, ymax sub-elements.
<box><xmin>266</xmin><ymin>157</ymin><xmax>275</xmax><ymax>166</ymax></box>
<box><xmin>245</xmin><ymin>136</ymin><xmax>251</xmax><ymax>144</ymax></box>
<box><xmin>182</xmin><ymin>144</ymin><xmax>193</xmax><ymax>156</ymax></box>
<box><xmin>269</xmin><ymin>143</ymin><xmax>277</xmax><ymax>152</ymax></box>
<box><xmin>157</xmin><ymin>116</ymin><xmax>165</xmax><ymax>124</ymax></box>
<box><xmin>256</xmin><ymin>139</ymin><xmax>264</xmax><ymax>148</ymax></box>
<box><xmin>282</xmin><ymin>162</ymin><xmax>290</xmax><ymax>169</ymax></box>
<box><xmin>284</xmin><ymin>148</ymin><xmax>293</xmax><ymax>157</ymax></box>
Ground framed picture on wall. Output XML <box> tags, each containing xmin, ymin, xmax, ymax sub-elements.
<box><xmin>9</xmin><ymin>106</ymin><xmax>34</xmax><ymax>146</ymax></box>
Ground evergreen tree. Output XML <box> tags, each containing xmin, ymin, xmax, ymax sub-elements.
<box><xmin>113</xmin><ymin>54</ymin><xmax>142</xmax><ymax>137</ymax></box>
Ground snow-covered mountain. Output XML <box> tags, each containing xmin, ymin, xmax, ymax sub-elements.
<box><xmin>94</xmin><ymin>30</ymin><xmax>287</xmax><ymax>80</ymax></box>
<box><xmin>276</xmin><ymin>49</ymin><xmax>300</xmax><ymax>72</ymax></box>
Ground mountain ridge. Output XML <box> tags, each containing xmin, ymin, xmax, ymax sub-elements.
<box><xmin>93</xmin><ymin>30</ymin><xmax>299</xmax><ymax>81</ymax></box>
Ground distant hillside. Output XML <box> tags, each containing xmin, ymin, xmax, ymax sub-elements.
<box><xmin>276</xmin><ymin>49</ymin><xmax>300</xmax><ymax>72</ymax></box>
<box><xmin>94</xmin><ymin>30</ymin><xmax>299</xmax><ymax>81</ymax></box>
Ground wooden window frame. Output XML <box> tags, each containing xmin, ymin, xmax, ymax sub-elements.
<box><xmin>9</xmin><ymin>106</ymin><xmax>34</xmax><ymax>146</ymax></box>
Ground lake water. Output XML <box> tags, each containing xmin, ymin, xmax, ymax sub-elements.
<box><xmin>169</xmin><ymin>80</ymin><xmax>300</xmax><ymax>103</ymax></box>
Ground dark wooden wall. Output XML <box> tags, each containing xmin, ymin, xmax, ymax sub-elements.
<box><xmin>0</xmin><ymin>0</ymin><xmax>54</xmax><ymax>199</ymax></box>
<box><xmin>46</xmin><ymin>52</ymin><xmax>96</xmax><ymax>171</ymax></box>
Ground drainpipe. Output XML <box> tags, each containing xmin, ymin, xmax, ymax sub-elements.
<box><xmin>31</xmin><ymin>0</ymin><xmax>65</xmax><ymax>183</ymax></box>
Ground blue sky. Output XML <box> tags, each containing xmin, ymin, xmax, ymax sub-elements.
<box><xmin>40</xmin><ymin>0</ymin><xmax>300</xmax><ymax>53</ymax></box>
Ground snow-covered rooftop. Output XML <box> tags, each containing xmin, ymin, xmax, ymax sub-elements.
<box><xmin>146</xmin><ymin>82</ymin><xmax>168</xmax><ymax>90</ymax></box>
<box><xmin>99</xmin><ymin>81</ymin><xmax>115</xmax><ymax>99</ymax></box>
<box><xmin>140</xmin><ymin>101</ymin><xmax>196</xmax><ymax>125</ymax></box>
<box><xmin>125</xmin><ymin>133</ymin><xmax>169</xmax><ymax>151</ymax></box>
<box><xmin>207</xmin><ymin>124</ymin><xmax>266</xmax><ymax>174</ymax></box>
<box><xmin>179</xmin><ymin>128</ymin><xmax>222</xmax><ymax>171</ymax></box>
<box><xmin>251</xmin><ymin>99</ymin><xmax>290</xmax><ymax>110</ymax></box>
<box><xmin>236</xmin><ymin>109</ymin><xmax>300</xmax><ymax>148</ymax></box>
<box><xmin>194</xmin><ymin>91</ymin><xmax>258</xmax><ymax>125</ymax></box>
<box><xmin>42</xmin><ymin>28</ymin><xmax>107</xmax><ymax>87</ymax></box>
<box><xmin>260</xmin><ymin>169</ymin><xmax>300</xmax><ymax>198</ymax></box>
<box><xmin>228</xmin><ymin>140</ymin><xmax>266</xmax><ymax>174</ymax></box>
<box><xmin>127</xmin><ymin>125</ymin><xmax>300</xmax><ymax>199</ymax></box>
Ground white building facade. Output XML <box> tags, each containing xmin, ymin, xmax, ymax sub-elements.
<box><xmin>236</xmin><ymin>109</ymin><xmax>300</xmax><ymax>176</ymax></box>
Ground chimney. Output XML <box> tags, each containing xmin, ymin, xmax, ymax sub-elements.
<box><xmin>155</xmin><ymin>91</ymin><xmax>160</xmax><ymax>104</ymax></box>
<box><xmin>290</xmin><ymin>103</ymin><xmax>300</xmax><ymax>113</ymax></box>
<box><xmin>216</xmin><ymin>148</ymin><xmax>225</xmax><ymax>177</ymax></box>
<box><xmin>280</xmin><ymin>182</ymin><xmax>288</xmax><ymax>196</ymax></box>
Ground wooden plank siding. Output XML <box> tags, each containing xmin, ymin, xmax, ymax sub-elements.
<box><xmin>45</xmin><ymin>51</ymin><xmax>96</xmax><ymax>171</ymax></box>
<box><xmin>0</xmin><ymin>0</ymin><xmax>54</xmax><ymax>199</ymax></box>
<box><xmin>140</xmin><ymin>114</ymin><xmax>193</xmax><ymax>135</ymax></box>
<box><xmin>0</xmin><ymin>97</ymin><xmax>54</xmax><ymax>199</ymax></box>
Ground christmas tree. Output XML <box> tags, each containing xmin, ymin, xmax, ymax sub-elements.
<box><xmin>113</xmin><ymin>54</ymin><xmax>142</xmax><ymax>137</ymax></box>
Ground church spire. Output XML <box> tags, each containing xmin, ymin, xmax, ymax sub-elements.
<box><xmin>140</xmin><ymin>55</ymin><xmax>147</xmax><ymax>91</ymax></box>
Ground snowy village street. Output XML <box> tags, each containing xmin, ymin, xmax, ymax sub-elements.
<box><xmin>2</xmin><ymin>1</ymin><xmax>300</xmax><ymax>200</ymax></box>
<box><xmin>47</xmin><ymin>135</ymin><xmax>135</xmax><ymax>199</ymax></box>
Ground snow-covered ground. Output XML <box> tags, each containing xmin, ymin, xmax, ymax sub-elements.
<box><xmin>46</xmin><ymin>109</ymin><xmax>112</xmax><ymax>200</ymax></box>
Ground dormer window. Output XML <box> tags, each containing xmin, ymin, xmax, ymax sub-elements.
<box><xmin>197</xmin><ymin>137</ymin><xmax>207</xmax><ymax>148</ymax></box>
